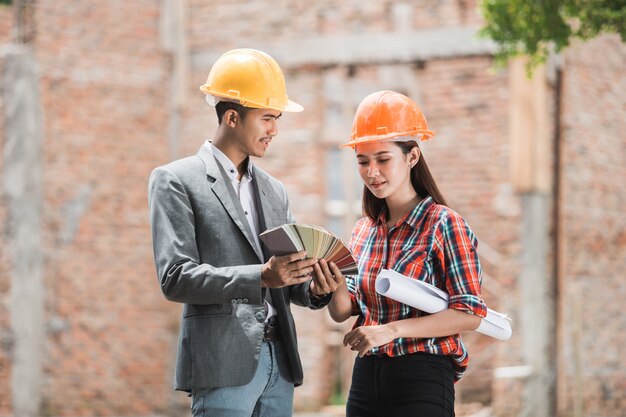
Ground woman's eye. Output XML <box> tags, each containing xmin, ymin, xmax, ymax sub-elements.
<box><xmin>357</xmin><ymin>161</ymin><xmax>368</xmax><ymax>166</ymax></box>
<box><xmin>378</xmin><ymin>159</ymin><xmax>389</xmax><ymax>164</ymax></box>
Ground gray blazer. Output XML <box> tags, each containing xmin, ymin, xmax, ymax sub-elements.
<box><xmin>148</xmin><ymin>145</ymin><xmax>328</xmax><ymax>391</ymax></box>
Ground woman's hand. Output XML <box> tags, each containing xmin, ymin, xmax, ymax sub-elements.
<box><xmin>310</xmin><ymin>259</ymin><xmax>346</xmax><ymax>295</ymax></box>
<box><xmin>343</xmin><ymin>325</ymin><xmax>397</xmax><ymax>358</ymax></box>
<box><xmin>342</xmin><ymin>310</ymin><xmax>483</xmax><ymax>354</ymax></box>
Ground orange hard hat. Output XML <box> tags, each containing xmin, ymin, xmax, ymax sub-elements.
<box><xmin>199</xmin><ymin>48</ymin><xmax>303</xmax><ymax>112</ymax></box>
<box><xmin>340</xmin><ymin>90</ymin><xmax>434</xmax><ymax>149</ymax></box>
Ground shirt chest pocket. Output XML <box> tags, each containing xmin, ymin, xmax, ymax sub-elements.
<box><xmin>397</xmin><ymin>250</ymin><xmax>433</xmax><ymax>282</ymax></box>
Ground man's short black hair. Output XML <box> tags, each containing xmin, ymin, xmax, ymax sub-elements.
<box><xmin>215</xmin><ymin>101</ymin><xmax>250</xmax><ymax>124</ymax></box>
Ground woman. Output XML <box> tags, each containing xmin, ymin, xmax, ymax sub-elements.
<box><xmin>313</xmin><ymin>91</ymin><xmax>487</xmax><ymax>416</ymax></box>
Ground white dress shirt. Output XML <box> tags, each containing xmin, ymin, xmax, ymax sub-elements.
<box><xmin>204</xmin><ymin>141</ymin><xmax>276</xmax><ymax>320</ymax></box>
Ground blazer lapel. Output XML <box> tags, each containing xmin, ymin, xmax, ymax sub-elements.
<box><xmin>252</xmin><ymin>166</ymin><xmax>286</xmax><ymax>232</ymax></box>
<box><xmin>197</xmin><ymin>146</ymin><xmax>264</xmax><ymax>262</ymax></box>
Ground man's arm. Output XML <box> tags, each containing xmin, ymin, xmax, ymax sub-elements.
<box><xmin>149</xmin><ymin>167</ymin><xmax>314</xmax><ymax>305</ymax></box>
<box><xmin>149</xmin><ymin>166</ymin><xmax>263</xmax><ymax>305</ymax></box>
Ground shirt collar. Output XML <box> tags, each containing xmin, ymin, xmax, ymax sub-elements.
<box><xmin>376</xmin><ymin>196</ymin><xmax>434</xmax><ymax>229</ymax></box>
<box><xmin>204</xmin><ymin>140</ymin><xmax>254</xmax><ymax>182</ymax></box>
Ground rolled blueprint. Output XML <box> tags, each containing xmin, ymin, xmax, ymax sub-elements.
<box><xmin>375</xmin><ymin>269</ymin><xmax>512</xmax><ymax>341</ymax></box>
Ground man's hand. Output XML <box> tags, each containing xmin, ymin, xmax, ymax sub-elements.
<box><xmin>261</xmin><ymin>251</ymin><xmax>318</xmax><ymax>288</ymax></box>
<box><xmin>310</xmin><ymin>259</ymin><xmax>346</xmax><ymax>296</ymax></box>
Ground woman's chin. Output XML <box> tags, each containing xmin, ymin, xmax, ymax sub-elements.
<box><xmin>368</xmin><ymin>187</ymin><xmax>389</xmax><ymax>199</ymax></box>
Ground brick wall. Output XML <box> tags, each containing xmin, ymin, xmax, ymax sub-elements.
<box><xmin>419</xmin><ymin>56</ymin><xmax>518</xmax><ymax>406</ymax></box>
<box><xmin>558</xmin><ymin>35</ymin><xmax>626</xmax><ymax>416</ymax></box>
<box><xmin>491</xmin><ymin>34</ymin><xmax>626</xmax><ymax>417</ymax></box>
<box><xmin>15</xmin><ymin>1</ymin><xmax>176</xmax><ymax>415</ymax></box>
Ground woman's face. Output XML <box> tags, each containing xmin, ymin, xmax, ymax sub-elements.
<box><xmin>355</xmin><ymin>141</ymin><xmax>417</xmax><ymax>200</ymax></box>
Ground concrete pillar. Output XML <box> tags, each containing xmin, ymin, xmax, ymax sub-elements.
<box><xmin>509</xmin><ymin>58</ymin><xmax>555</xmax><ymax>417</ymax></box>
<box><xmin>519</xmin><ymin>193</ymin><xmax>554</xmax><ymax>417</ymax></box>
<box><xmin>1</xmin><ymin>45</ymin><xmax>45</xmax><ymax>417</ymax></box>
<box><xmin>160</xmin><ymin>0</ymin><xmax>189</xmax><ymax>160</ymax></box>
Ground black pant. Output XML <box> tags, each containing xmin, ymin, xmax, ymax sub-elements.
<box><xmin>347</xmin><ymin>352</ymin><xmax>455</xmax><ymax>417</ymax></box>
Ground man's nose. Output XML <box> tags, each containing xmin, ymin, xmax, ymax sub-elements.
<box><xmin>268</xmin><ymin>120</ymin><xmax>278</xmax><ymax>136</ymax></box>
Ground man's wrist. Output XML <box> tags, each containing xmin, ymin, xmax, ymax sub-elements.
<box><xmin>309</xmin><ymin>281</ymin><xmax>327</xmax><ymax>298</ymax></box>
<box><xmin>310</xmin><ymin>287</ymin><xmax>332</xmax><ymax>302</ymax></box>
<box><xmin>310</xmin><ymin>290</ymin><xmax>329</xmax><ymax>300</ymax></box>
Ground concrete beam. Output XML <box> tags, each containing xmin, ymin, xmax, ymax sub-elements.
<box><xmin>191</xmin><ymin>26</ymin><xmax>496</xmax><ymax>70</ymax></box>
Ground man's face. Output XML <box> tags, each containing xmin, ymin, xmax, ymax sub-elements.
<box><xmin>232</xmin><ymin>108</ymin><xmax>282</xmax><ymax>158</ymax></box>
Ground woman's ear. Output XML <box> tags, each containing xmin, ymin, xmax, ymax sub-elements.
<box><xmin>409</xmin><ymin>147</ymin><xmax>421</xmax><ymax>168</ymax></box>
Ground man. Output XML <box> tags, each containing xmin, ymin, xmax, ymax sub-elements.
<box><xmin>148</xmin><ymin>49</ymin><xmax>340</xmax><ymax>416</ymax></box>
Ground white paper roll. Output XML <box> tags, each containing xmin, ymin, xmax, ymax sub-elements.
<box><xmin>477</xmin><ymin>311</ymin><xmax>513</xmax><ymax>340</ymax></box>
<box><xmin>375</xmin><ymin>276</ymin><xmax>448</xmax><ymax>313</ymax></box>
<box><xmin>375</xmin><ymin>269</ymin><xmax>512</xmax><ymax>341</ymax></box>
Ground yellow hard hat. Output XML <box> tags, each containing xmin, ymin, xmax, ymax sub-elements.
<box><xmin>199</xmin><ymin>48</ymin><xmax>303</xmax><ymax>113</ymax></box>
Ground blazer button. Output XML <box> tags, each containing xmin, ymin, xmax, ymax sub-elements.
<box><xmin>254</xmin><ymin>311</ymin><xmax>265</xmax><ymax>322</ymax></box>
<box><xmin>243</xmin><ymin>298</ymin><xmax>249</xmax><ymax>303</ymax></box>
<box><xmin>230</xmin><ymin>299</ymin><xmax>237</xmax><ymax>304</ymax></box>
<box><xmin>237</xmin><ymin>299</ymin><xmax>243</xmax><ymax>303</ymax></box>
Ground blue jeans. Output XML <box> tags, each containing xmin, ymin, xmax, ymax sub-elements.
<box><xmin>191</xmin><ymin>340</ymin><xmax>294</xmax><ymax>417</ymax></box>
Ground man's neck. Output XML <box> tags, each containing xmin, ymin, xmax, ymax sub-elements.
<box><xmin>212</xmin><ymin>136</ymin><xmax>249</xmax><ymax>180</ymax></box>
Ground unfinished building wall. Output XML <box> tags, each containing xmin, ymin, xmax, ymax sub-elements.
<box><xmin>0</xmin><ymin>2</ymin><xmax>622</xmax><ymax>416</ymax></box>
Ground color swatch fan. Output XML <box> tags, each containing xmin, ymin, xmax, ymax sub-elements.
<box><xmin>259</xmin><ymin>224</ymin><xmax>358</xmax><ymax>275</ymax></box>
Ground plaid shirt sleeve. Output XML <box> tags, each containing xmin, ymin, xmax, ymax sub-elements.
<box><xmin>345</xmin><ymin>218</ymin><xmax>366</xmax><ymax>316</ymax></box>
<box><xmin>345</xmin><ymin>276</ymin><xmax>360</xmax><ymax>315</ymax></box>
<box><xmin>438</xmin><ymin>212</ymin><xmax>487</xmax><ymax>318</ymax></box>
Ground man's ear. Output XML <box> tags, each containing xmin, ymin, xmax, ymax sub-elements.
<box><xmin>224</xmin><ymin>109</ymin><xmax>238</xmax><ymax>127</ymax></box>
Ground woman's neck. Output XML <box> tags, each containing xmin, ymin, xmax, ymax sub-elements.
<box><xmin>385</xmin><ymin>190</ymin><xmax>422</xmax><ymax>227</ymax></box>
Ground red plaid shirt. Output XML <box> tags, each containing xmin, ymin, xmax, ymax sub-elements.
<box><xmin>346</xmin><ymin>196</ymin><xmax>487</xmax><ymax>381</ymax></box>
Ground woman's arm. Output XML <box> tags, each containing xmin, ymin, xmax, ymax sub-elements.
<box><xmin>312</xmin><ymin>260</ymin><xmax>353</xmax><ymax>323</ymax></box>
<box><xmin>387</xmin><ymin>308</ymin><xmax>481</xmax><ymax>338</ymax></box>
<box><xmin>344</xmin><ymin>309</ymin><xmax>481</xmax><ymax>357</ymax></box>
<box><xmin>327</xmin><ymin>282</ymin><xmax>353</xmax><ymax>323</ymax></box>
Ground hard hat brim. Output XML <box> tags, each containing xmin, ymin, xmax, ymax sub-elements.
<box><xmin>339</xmin><ymin>131</ymin><xmax>434</xmax><ymax>149</ymax></box>
<box><xmin>204</xmin><ymin>93</ymin><xmax>303</xmax><ymax>113</ymax></box>
<box><xmin>283</xmin><ymin>99</ymin><xmax>304</xmax><ymax>112</ymax></box>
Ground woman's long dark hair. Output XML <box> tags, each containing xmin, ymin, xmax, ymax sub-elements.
<box><xmin>362</xmin><ymin>141</ymin><xmax>448</xmax><ymax>220</ymax></box>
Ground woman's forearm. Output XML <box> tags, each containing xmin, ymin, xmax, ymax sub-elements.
<box><xmin>328</xmin><ymin>284</ymin><xmax>353</xmax><ymax>323</ymax></box>
<box><xmin>386</xmin><ymin>308</ymin><xmax>482</xmax><ymax>339</ymax></box>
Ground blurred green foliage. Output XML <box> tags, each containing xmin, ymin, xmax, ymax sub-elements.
<box><xmin>480</xmin><ymin>0</ymin><xmax>626</xmax><ymax>69</ymax></box>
